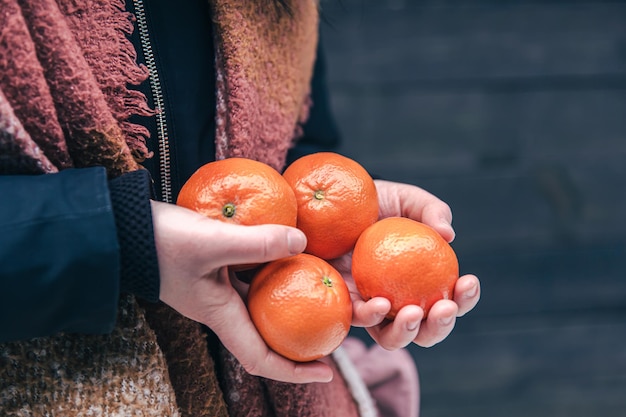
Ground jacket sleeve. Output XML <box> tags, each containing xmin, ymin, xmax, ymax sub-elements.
<box><xmin>0</xmin><ymin>167</ymin><xmax>121</xmax><ymax>342</ymax></box>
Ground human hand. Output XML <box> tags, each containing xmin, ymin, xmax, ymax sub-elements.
<box><xmin>332</xmin><ymin>179</ymin><xmax>481</xmax><ymax>350</ymax></box>
<box><xmin>150</xmin><ymin>200</ymin><xmax>333</xmax><ymax>383</ymax></box>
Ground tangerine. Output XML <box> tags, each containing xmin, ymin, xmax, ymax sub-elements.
<box><xmin>351</xmin><ymin>217</ymin><xmax>459</xmax><ymax>319</ymax></box>
<box><xmin>247</xmin><ymin>253</ymin><xmax>352</xmax><ymax>362</ymax></box>
<box><xmin>282</xmin><ymin>152</ymin><xmax>379</xmax><ymax>260</ymax></box>
<box><xmin>177</xmin><ymin>157</ymin><xmax>297</xmax><ymax>227</ymax></box>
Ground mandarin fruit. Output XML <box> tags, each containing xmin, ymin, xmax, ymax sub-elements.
<box><xmin>247</xmin><ymin>253</ymin><xmax>352</xmax><ymax>362</ymax></box>
<box><xmin>282</xmin><ymin>152</ymin><xmax>379</xmax><ymax>260</ymax></box>
<box><xmin>352</xmin><ymin>217</ymin><xmax>459</xmax><ymax>319</ymax></box>
<box><xmin>177</xmin><ymin>157</ymin><xmax>297</xmax><ymax>227</ymax></box>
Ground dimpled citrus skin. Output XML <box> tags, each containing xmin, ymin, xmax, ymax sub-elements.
<box><xmin>282</xmin><ymin>152</ymin><xmax>379</xmax><ymax>260</ymax></box>
<box><xmin>176</xmin><ymin>157</ymin><xmax>297</xmax><ymax>227</ymax></box>
<box><xmin>351</xmin><ymin>217</ymin><xmax>459</xmax><ymax>319</ymax></box>
<box><xmin>247</xmin><ymin>253</ymin><xmax>353</xmax><ymax>362</ymax></box>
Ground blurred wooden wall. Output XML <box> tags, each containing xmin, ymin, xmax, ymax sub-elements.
<box><xmin>320</xmin><ymin>1</ymin><xmax>626</xmax><ymax>416</ymax></box>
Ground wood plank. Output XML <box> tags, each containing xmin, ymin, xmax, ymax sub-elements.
<box><xmin>320</xmin><ymin>1</ymin><xmax>626</xmax><ymax>83</ymax></box>
<box><xmin>331</xmin><ymin>90</ymin><xmax>626</xmax><ymax>177</ymax></box>
<box><xmin>413</xmin><ymin>316</ymin><xmax>626</xmax><ymax>417</ymax></box>
<box><xmin>458</xmin><ymin>241</ymin><xmax>626</xmax><ymax>315</ymax></box>
<box><xmin>410</xmin><ymin>166</ymin><xmax>626</xmax><ymax>251</ymax></box>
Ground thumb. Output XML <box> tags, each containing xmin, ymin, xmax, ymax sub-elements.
<box><xmin>216</xmin><ymin>223</ymin><xmax>307</xmax><ymax>266</ymax></box>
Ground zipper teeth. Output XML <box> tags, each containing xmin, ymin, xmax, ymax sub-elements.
<box><xmin>133</xmin><ymin>0</ymin><xmax>173</xmax><ymax>203</ymax></box>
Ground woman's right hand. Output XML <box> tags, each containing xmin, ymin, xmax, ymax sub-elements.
<box><xmin>150</xmin><ymin>200</ymin><xmax>333</xmax><ymax>384</ymax></box>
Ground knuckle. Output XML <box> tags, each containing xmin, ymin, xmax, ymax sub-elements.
<box><xmin>241</xmin><ymin>350</ymin><xmax>273</xmax><ymax>378</ymax></box>
<box><xmin>242</xmin><ymin>362</ymin><xmax>261</xmax><ymax>377</ymax></box>
<box><xmin>261</xmin><ymin>229</ymin><xmax>285</xmax><ymax>259</ymax></box>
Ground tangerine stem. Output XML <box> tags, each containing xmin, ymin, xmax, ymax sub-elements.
<box><xmin>222</xmin><ymin>203</ymin><xmax>236</xmax><ymax>218</ymax></box>
<box><xmin>314</xmin><ymin>190</ymin><xmax>325</xmax><ymax>200</ymax></box>
<box><xmin>321</xmin><ymin>276</ymin><xmax>333</xmax><ymax>288</ymax></box>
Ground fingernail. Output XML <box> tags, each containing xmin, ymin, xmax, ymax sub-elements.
<box><xmin>287</xmin><ymin>229</ymin><xmax>307</xmax><ymax>254</ymax></box>
<box><xmin>295</xmin><ymin>365</ymin><xmax>333</xmax><ymax>383</ymax></box>
<box><xmin>441</xmin><ymin>222</ymin><xmax>456</xmax><ymax>241</ymax></box>
<box><xmin>406</xmin><ymin>320</ymin><xmax>420</xmax><ymax>332</ymax></box>
<box><xmin>465</xmin><ymin>283</ymin><xmax>478</xmax><ymax>299</ymax></box>
<box><xmin>439</xmin><ymin>316</ymin><xmax>454</xmax><ymax>327</ymax></box>
<box><xmin>319</xmin><ymin>371</ymin><xmax>334</xmax><ymax>383</ymax></box>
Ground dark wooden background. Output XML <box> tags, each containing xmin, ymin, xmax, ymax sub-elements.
<box><xmin>319</xmin><ymin>1</ymin><xmax>626</xmax><ymax>416</ymax></box>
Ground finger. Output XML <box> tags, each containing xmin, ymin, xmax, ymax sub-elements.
<box><xmin>351</xmin><ymin>297</ymin><xmax>391</xmax><ymax>327</ymax></box>
<box><xmin>244</xmin><ymin>349</ymin><xmax>335</xmax><ymax>384</ymax></box>
<box><xmin>454</xmin><ymin>274</ymin><xmax>481</xmax><ymax>316</ymax></box>
<box><xmin>368</xmin><ymin>305</ymin><xmax>424</xmax><ymax>350</ymax></box>
<box><xmin>210</xmin><ymin>304</ymin><xmax>334</xmax><ymax>383</ymax></box>
<box><xmin>413</xmin><ymin>300</ymin><xmax>458</xmax><ymax>348</ymax></box>
<box><xmin>378</xmin><ymin>180</ymin><xmax>455</xmax><ymax>242</ymax></box>
<box><xmin>213</xmin><ymin>223</ymin><xmax>307</xmax><ymax>266</ymax></box>
<box><xmin>205</xmin><ymin>269</ymin><xmax>333</xmax><ymax>383</ymax></box>
<box><xmin>418</xmin><ymin>202</ymin><xmax>455</xmax><ymax>243</ymax></box>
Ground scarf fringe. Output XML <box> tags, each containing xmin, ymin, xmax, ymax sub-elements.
<box><xmin>16</xmin><ymin>0</ymin><xmax>138</xmax><ymax>176</ymax></box>
<box><xmin>60</xmin><ymin>0</ymin><xmax>155</xmax><ymax>164</ymax></box>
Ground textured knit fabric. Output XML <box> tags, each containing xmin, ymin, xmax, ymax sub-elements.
<box><xmin>0</xmin><ymin>0</ymin><xmax>71</xmax><ymax>171</ymax></box>
<box><xmin>0</xmin><ymin>295</ymin><xmax>180</xmax><ymax>416</ymax></box>
<box><xmin>109</xmin><ymin>168</ymin><xmax>160</xmax><ymax>302</ymax></box>
<box><xmin>10</xmin><ymin>0</ymin><xmax>145</xmax><ymax>176</ymax></box>
<box><xmin>141</xmin><ymin>302</ymin><xmax>230</xmax><ymax>417</ymax></box>
<box><xmin>210</xmin><ymin>0</ymin><xmax>319</xmax><ymax>171</ymax></box>
<box><xmin>217</xmin><ymin>342</ymin><xmax>361</xmax><ymax>417</ymax></box>
<box><xmin>0</xmin><ymin>88</ymin><xmax>58</xmax><ymax>174</ymax></box>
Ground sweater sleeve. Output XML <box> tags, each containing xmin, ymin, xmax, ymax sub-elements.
<box><xmin>0</xmin><ymin>167</ymin><xmax>120</xmax><ymax>342</ymax></box>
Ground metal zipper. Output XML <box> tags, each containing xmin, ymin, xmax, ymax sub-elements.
<box><xmin>132</xmin><ymin>0</ymin><xmax>173</xmax><ymax>203</ymax></box>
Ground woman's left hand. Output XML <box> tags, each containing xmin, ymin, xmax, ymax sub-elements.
<box><xmin>332</xmin><ymin>179</ymin><xmax>481</xmax><ymax>350</ymax></box>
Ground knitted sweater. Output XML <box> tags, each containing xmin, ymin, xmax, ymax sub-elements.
<box><xmin>0</xmin><ymin>0</ymin><xmax>375</xmax><ymax>415</ymax></box>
